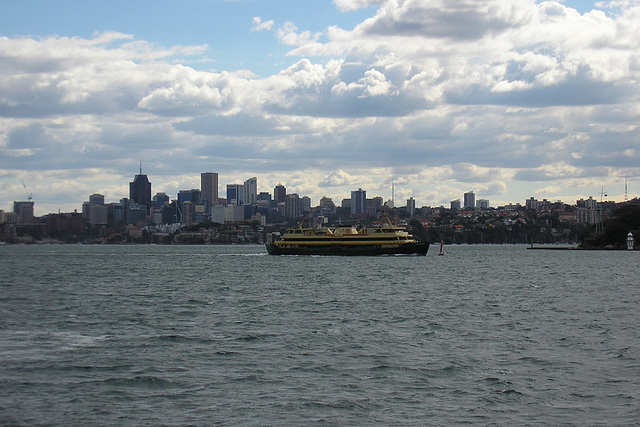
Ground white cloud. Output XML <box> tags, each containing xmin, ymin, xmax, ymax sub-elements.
<box><xmin>333</xmin><ymin>0</ymin><xmax>386</xmax><ymax>12</ymax></box>
<box><xmin>3</xmin><ymin>1</ymin><xmax>640</xmax><ymax>214</ymax></box>
<box><xmin>251</xmin><ymin>17</ymin><xmax>274</xmax><ymax>32</ymax></box>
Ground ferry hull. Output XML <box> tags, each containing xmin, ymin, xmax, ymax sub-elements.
<box><xmin>266</xmin><ymin>241</ymin><xmax>429</xmax><ymax>256</ymax></box>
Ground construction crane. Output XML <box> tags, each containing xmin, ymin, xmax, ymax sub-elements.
<box><xmin>21</xmin><ymin>179</ymin><xmax>33</xmax><ymax>202</ymax></box>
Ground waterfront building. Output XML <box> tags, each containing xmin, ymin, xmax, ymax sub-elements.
<box><xmin>201</xmin><ymin>172</ymin><xmax>218</xmax><ymax>204</ymax></box>
<box><xmin>13</xmin><ymin>201</ymin><xmax>34</xmax><ymax>225</ymax></box>
<box><xmin>83</xmin><ymin>194</ymin><xmax>108</xmax><ymax>225</ymax></box>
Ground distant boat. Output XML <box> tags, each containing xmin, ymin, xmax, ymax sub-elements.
<box><xmin>266</xmin><ymin>219</ymin><xmax>429</xmax><ymax>256</ymax></box>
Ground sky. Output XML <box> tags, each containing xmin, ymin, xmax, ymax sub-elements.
<box><xmin>1</xmin><ymin>0</ymin><xmax>639</xmax><ymax>215</ymax></box>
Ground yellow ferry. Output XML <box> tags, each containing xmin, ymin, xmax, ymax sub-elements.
<box><xmin>266</xmin><ymin>221</ymin><xmax>429</xmax><ymax>256</ymax></box>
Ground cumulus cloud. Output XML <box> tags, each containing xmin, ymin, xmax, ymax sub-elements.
<box><xmin>251</xmin><ymin>17</ymin><xmax>275</xmax><ymax>32</ymax></box>
<box><xmin>333</xmin><ymin>0</ymin><xmax>386</xmax><ymax>12</ymax></box>
<box><xmin>319</xmin><ymin>169</ymin><xmax>359</xmax><ymax>187</ymax></box>
<box><xmin>2</xmin><ymin>1</ymin><xmax>640</xmax><ymax>214</ymax></box>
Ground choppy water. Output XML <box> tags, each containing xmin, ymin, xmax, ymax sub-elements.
<box><xmin>1</xmin><ymin>244</ymin><xmax>639</xmax><ymax>425</ymax></box>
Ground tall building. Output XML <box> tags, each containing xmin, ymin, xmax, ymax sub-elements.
<box><xmin>201</xmin><ymin>172</ymin><xmax>218</xmax><ymax>204</ymax></box>
<box><xmin>319</xmin><ymin>197</ymin><xmax>336</xmax><ymax>216</ymax></box>
<box><xmin>451</xmin><ymin>199</ymin><xmax>461</xmax><ymax>210</ymax></box>
<box><xmin>301</xmin><ymin>196</ymin><xmax>311</xmax><ymax>215</ymax></box>
<box><xmin>463</xmin><ymin>191</ymin><xmax>475</xmax><ymax>210</ymax></box>
<box><xmin>226</xmin><ymin>184</ymin><xmax>244</xmax><ymax>206</ymax></box>
<box><xmin>153</xmin><ymin>192</ymin><xmax>170</xmax><ymax>208</ymax></box>
<box><xmin>13</xmin><ymin>201</ymin><xmax>34</xmax><ymax>225</ymax></box>
<box><xmin>83</xmin><ymin>194</ymin><xmax>108</xmax><ymax>225</ymax></box>
<box><xmin>285</xmin><ymin>193</ymin><xmax>301</xmax><ymax>218</ymax></box>
<box><xmin>351</xmin><ymin>188</ymin><xmax>366</xmax><ymax>215</ymax></box>
<box><xmin>243</xmin><ymin>177</ymin><xmax>258</xmax><ymax>206</ymax></box>
<box><xmin>477</xmin><ymin>199</ymin><xmax>490</xmax><ymax>210</ymax></box>
<box><xmin>130</xmin><ymin>169</ymin><xmax>151</xmax><ymax>213</ymax></box>
<box><xmin>274</xmin><ymin>183</ymin><xmax>286</xmax><ymax>204</ymax></box>
<box><xmin>407</xmin><ymin>197</ymin><xmax>416</xmax><ymax>216</ymax></box>
<box><xmin>89</xmin><ymin>194</ymin><xmax>104</xmax><ymax>205</ymax></box>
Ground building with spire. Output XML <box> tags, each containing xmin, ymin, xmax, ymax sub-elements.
<box><xmin>130</xmin><ymin>165</ymin><xmax>152</xmax><ymax>214</ymax></box>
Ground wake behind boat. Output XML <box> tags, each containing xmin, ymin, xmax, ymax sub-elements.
<box><xmin>266</xmin><ymin>220</ymin><xmax>429</xmax><ymax>256</ymax></box>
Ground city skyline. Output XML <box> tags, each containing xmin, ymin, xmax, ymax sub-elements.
<box><xmin>2</xmin><ymin>1</ymin><xmax>639</xmax><ymax>216</ymax></box>
<box><xmin>4</xmin><ymin>169</ymin><xmax>621</xmax><ymax>219</ymax></box>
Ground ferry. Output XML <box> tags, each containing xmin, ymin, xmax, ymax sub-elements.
<box><xmin>266</xmin><ymin>221</ymin><xmax>429</xmax><ymax>256</ymax></box>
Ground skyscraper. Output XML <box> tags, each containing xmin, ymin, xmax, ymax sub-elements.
<box><xmin>274</xmin><ymin>183</ymin><xmax>286</xmax><ymax>204</ymax></box>
<box><xmin>407</xmin><ymin>197</ymin><xmax>416</xmax><ymax>216</ymax></box>
<box><xmin>285</xmin><ymin>193</ymin><xmax>301</xmax><ymax>218</ymax></box>
<box><xmin>201</xmin><ymin>172</ymin><xmax>218</xmax><ymax>204</ymax></box>
<box><xmin>351</xmin><ymin>188</ymin><xmax>366</xmax><ymax>215</ymax></box>
<box><xmin>129</xmin><ymin>167</ymin><xmax>151</xmax><ymax>213</ymax></box>
<box><xmin>227</xmin><ymin>184</ymin><xmax>244</xmax><ymax>206</ymax></box>
<box><xmin>13</xmin><ymin>201</ymin><xmax>34</xmax><ymax>225</ymax></box>
<box><xmin>463</xmin><ymin>191</ymin><xmax>475</xmax><ymax>210</ymax></box>
<box><xmin>243</xmin><ymin>177</ymin><xmax>257</xmax><ymax>206</ymax></box>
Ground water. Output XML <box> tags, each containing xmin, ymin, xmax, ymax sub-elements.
<box><xmin>1</xmin><ymin>244</ymin><xmax>638</xmax><ymax>425</ymax></box>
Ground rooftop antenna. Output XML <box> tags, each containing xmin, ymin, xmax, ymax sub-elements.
<box><xmin>625</xmin><ymin>177</ymin><xmax>628</xmax><ymax>201</ymax></box>
<box><xmin>392</xmin><ymin>181</ymin><xmax>395</xmax><ymax>204</ymax></box>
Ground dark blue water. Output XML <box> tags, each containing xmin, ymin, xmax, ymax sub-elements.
<box><xmin>1</xmin><ymin>245</ymin><xmax>638</xmax><ymax>425</ymax></box>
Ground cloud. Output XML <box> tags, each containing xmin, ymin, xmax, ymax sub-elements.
<box><xmin>359</xmin><ymin>0</ymin><xmax>534</xmax><ymax>41</ymax></box>
<box><xmin>319</xmin><ymin>169</ymin><xmax>358</xmax><ymax>187</ymax></box>
<box><xmin>3</xmin><ymin>1</ymin><xmax>640</xmax><ymax>214</ymax></box>
<box><xmin>251</xmin><ymin>17</ymin><xmax>274</xmax><ymax>32</ymax></box>
<box><xmin>333</xmin><ymin>0</ymin><xmax>386</xmax><ymax>12</ymax></box>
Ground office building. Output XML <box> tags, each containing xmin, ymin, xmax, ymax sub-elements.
<box><xmin>319</xmin><ymin>197</ymin><xmax>336</xmax><ymax>216</ymax></box>
<box><xmin>201</xmin><ymin>172</ymin><xmax>218</xmax><ymax>204</ymax></box>
<box><xmin>477</xmin><ymin>199</ymin><xmax>490</xmax><ymax>210</ymax></box>
<box><xmin>13</xmin><ymin>201</ymin><xmax>34</xmax><ymax>225</ymax></box>
<box><xmin>227</xmin><ymin>184</ymin><xmax>244</xmax><ymax>206</ymax></box>
<box><xmin>407</xmin><ymin>197</ymin><xmax>416</xmax><ymax>216</ymax></box>
<box><xmin>274</xmin><ymin>183</ymin><xmax>286</xmax><ymax>204</ymax></box>
<box><xmin>153</xmin><ymin>192</ymin><xmax>170</xmax><ymax>208</ymax></box>
<box><xmin>463</xmin><ymin>191</ymin><xmax>475</xmax><ymax>210</ymax></box>
<box><xmin>243</xmin><ymin>177</ymin><xmax>258</xmax><ymax>206</ymax></box>
<box><xmin>285</xmin><ymin>193</ymin><xmax>301</xmax><ymax>218</ymax></box>
<box><xmin>129</xmin><ymin>171</ymin><xmax>151</xmax><ymax>213</ymax></box>
<box><xmin>451</xmin><ymin>199</ymin><xmax>461</xmax><ymax>210</ymax></box>
<box><xmin>89</xmin><ymin>194</ymin><xmax>104</xmax><ymax>205</ymax></box>
<box><xmin>351</xmin><ymin>188</ymin><xmax>366</xmax><ymax>215</ymax></box>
